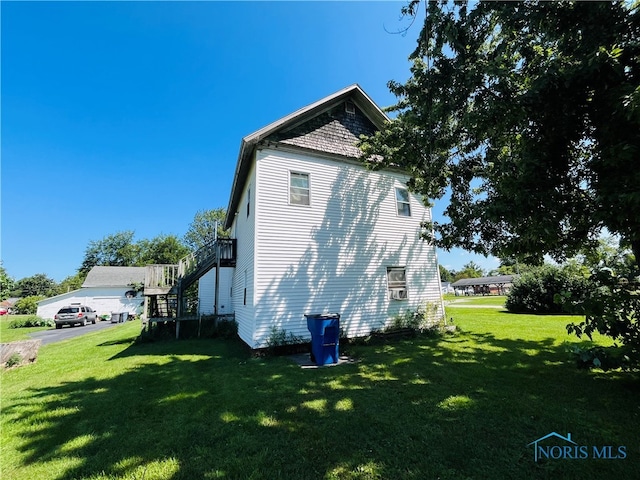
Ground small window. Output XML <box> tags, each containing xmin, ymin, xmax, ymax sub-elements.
<box><xmin>387</xmin><ymin>267</ymin><xmax>408</xmax><ymax>300</ymax></box>
<box><xmin>247</xmin><ymin>186</ymin><xmax>251</xmax><ymax>217</ymax></box>
<box><xmin>290</xmin><ymin>172</ymin><xmax>310</xmax><ymax>206</ymax></box>
<box><xmin>395</xmin><ymin>188</ymin><xmax>411</xmax><ymax>217</ymax></box>
<box><xmin>345</xmin><ymin>101</ymin><xmax>356</xmax><ymax>115</ymax></box>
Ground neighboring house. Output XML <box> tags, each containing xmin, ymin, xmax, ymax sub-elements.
<box><xmin>220</xmin><ymin>84</ymin><xmax>445</xmax><ymax>348</ymax></box>
<box><xmin>441</xmin><ymin>282</ymin><xmax>455</xmax><ymax>295</ymax></box>
<box><xmin>451</xmin><ymin>275</ymin><xmax>514</xmax><ymax>296</ymax></box>
<box><xmin>37</xmin><ymin>266</ymin><xmax>145</xmax><ymax>320</ymax></box>
<box><xmin>1</xmin><ymin>298</ymin><xmax>19</xmax><ymax>312</ymax></box>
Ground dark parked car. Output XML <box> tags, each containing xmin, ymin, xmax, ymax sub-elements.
<box><xmin>54</xmin><ymin>305</ymin><xmax>97</xmax><ymax>329</ymax></box>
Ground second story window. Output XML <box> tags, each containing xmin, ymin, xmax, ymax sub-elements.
<box><xmin>395</xmin><ymin>187</ymin><xmax>411</xmax><ymax>216</ymax></box>
<box><xmin>290</xmin><ymin>172</ymin><xmax>310</xmax><ymax>206</ymax></box>
<box><xmin>246</xmin><ymin>186</ymin><xmax>251</xmax><ymax>217</ymax></box>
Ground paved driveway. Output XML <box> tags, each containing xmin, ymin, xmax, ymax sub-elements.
<box><xmin>30</xmin><ymin>321</ymin><xmax>122</xmax><ymax>345</ymax></box>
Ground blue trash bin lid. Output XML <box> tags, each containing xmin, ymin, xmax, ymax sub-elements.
<box><xmin>304</xmin><ymin>313</ymin><xmax>340</xmax><ymax>320</ymax></box>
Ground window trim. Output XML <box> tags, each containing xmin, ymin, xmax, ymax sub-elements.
<box><xmin>395</xmin><ymin>187</ymin><xmax>411</xmax><ymax>217</ymax></box>
<box><xmin>289</xmin><ymin>171</ymin><xmax>311</xmax><ymax>206</ymax></box>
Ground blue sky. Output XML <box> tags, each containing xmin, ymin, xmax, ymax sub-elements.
<box><xmin>2</xmin><ymin>1</ymin><xmax>498</xmax><ymax>282</ymax></box>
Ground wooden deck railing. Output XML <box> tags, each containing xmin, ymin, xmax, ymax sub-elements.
<box><xmin>178</xmin><ymin>238</ymin><xmax>236</xmax><ymax>278</ymax></box>
<box><xmin>145</xmin><ymin>264</ymin><xmax>180</xmax><ymax>288</ymax></box>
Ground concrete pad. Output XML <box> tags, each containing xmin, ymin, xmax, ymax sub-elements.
<box><xmin>289</xmin><ymin>353</ymin><xmax>358</xmax><ymax>369</ymax></box>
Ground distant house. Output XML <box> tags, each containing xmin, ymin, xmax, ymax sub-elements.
<box><xmin>37</xmin><ymin>266</ymin><xmax>145</xmax><ymax>320</ymax></box>
<box><xmin>451</xmin><ymin>275</ymin><xmax>515</xmax><ymax>296</ymax></box>
<box><xmin>441</xmin><ymin>282</ymin><xmax>455</xmax><ymax>295</ymax></box>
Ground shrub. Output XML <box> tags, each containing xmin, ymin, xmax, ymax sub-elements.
<box><xmin>9</xmin><ymin>316</ymin><xmax>54</xmax><ymax>329</ymax></box>
<box><xmin>265</xmin><ymin>326</ymin><xmax>305</xmax><ymax>348</ymax></box>
<box><xmin>198</xmin><ymin>315</ymin><xmax>238</xmax><ymax>339</ymax></box>
<box><xmin>564</xmin><ymin>268</ymin><xmax>640</xmax><ymax>369</ymax></box>
<box><xmin>505</xmin><ymin>265</ymin><xmax>588</xmax><ymax>314</ymax></box>
<box><xmin>13</xmin><ymin>296</ymin><xmax>45</xmax><ymax>315</ymax></box>
<box><xmin>5</xmin><ymin>353</ymin><xmax>22</xmax><ymax>368</ymax></box>
<box><xmin>569</xmin><ymin>344</ymin><xmax>635</xmax><ymax>371</ymax></box>
<box><xmin>387</xmin><ymin>302</ymin><xmax>445</xmax><ymax>333</ymax></box>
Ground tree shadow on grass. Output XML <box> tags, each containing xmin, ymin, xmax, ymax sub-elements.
<box><xmin>3</xmin><ymin>333</ymin><xmax>639</xmax><ymax>480</ymax></box>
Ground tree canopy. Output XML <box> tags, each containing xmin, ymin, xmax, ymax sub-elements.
<box><xmin>0</xmin><ymin>265</ymin><xmax>14</xmax><ymax>301</ymax></box>
<box><xmin>79</xmin><ymin>231</ymin><xmax>140</xmax><ymax>275</ymax></box>
<box><xmin>184</xmin><ymin>208</ymin><xmax>230</xmax><ymax>251</ymax></box>
<box><xmin>79</xmin><ymin>231</ymin><xmax>191</xmax><ymax>275</ymax></box>
<box><xmin>11</xmin><ymin>273</ymin><xmax>57</xmax><ymax>298</ymax></box>
<box><xmin>137</xmin><ymin>234</ymin><xmax>191</xmax><ymax>265</ymax></box>
<box><xmin>360</xmin><ymin>0</ymin><xmax>640</xmax><ymax>266</ymax></box>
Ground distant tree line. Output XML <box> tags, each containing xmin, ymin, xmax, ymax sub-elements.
<box><xmin>0</xmin><ymin>208</ymin><xmax>229</xmax><ymax>311</ymax></box>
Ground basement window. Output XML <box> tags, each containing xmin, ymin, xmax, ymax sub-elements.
<box><xmin>387</xmin><ymin>267</ymin><xmax>408</xmax><ymax>300</ymax></box>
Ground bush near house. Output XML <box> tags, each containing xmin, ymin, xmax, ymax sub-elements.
<box><xmin>9</xmin><ymin>316</ymin><xmax>54</xmax><ymax>329</ymax></box>
<box><xmin>505</xmin><ymin>265</ymin><xmax>588</xmax><ymax>314</ymax></box>
<box><xmin>12</xmin><ymin>296</ymin><xmax>45</xmax><ymax>315</ymax></box>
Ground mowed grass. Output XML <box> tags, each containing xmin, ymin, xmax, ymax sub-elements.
<box><xmin>1</xmin><ymin>315</ymin><xmax>52</xmax><ymax>342</ymax></box>
<box><xmin>445</xmin><ymin>294</ymin><xmax>508</xmax><ymax>306</ymax></box>
<box><xmin>2</xmin><ymin>310</ymin><xmax>639</xmax><ymax>480</ymax></box>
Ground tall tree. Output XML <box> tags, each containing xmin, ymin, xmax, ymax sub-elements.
<box><xmin>438</xmin><ymin>264</ymin><xmax>453</xmax><ymax>283</ymax></box>
<box><xmin>56</xmin><ymin>273</ymin><xmax>86</xmax><ymax>294</ymax></box>
<box><xmin>0</xmin><ymin>265</ymin><xmax>15</xmax><ymax>301</ymax></box>
<box><xmin>79</xmin><ymin>231</ymin><xmax>139</xmax><ymax>275</ymax></box>
<box><xmin>184</xmin><ymin>208</ymin><xmax>230</xmax><ymax>251</ymax></box>
<box><xmin>138</xmin><ymin>234</ymin><xmax>190</xmax><ymax>265</ymax></box>
<box><xmin>360</xmin><ymin>0</ymin><xmax>640</xmax><ymax>266</ymax></box>
<box><xmin>452</xmin><ymin>261</ymin><xmax>484</xmax><ymax>282</ymax></box>
<box><xmin>12</xmin><ymin>273</ymin><xmax>57</xmax><ymax>297</ymax></box>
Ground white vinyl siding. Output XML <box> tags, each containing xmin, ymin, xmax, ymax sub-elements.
<box><xmin>251</xmin><ymin>147</ymin><xmax>443</xmax><ymax>347</ymax></box>
<box><xmin>230</xmin><ymin>165</ymin><xmax>256</xmax><ymax>346</ymax></box>
<box><xmin>197</xmin><ymin>268</ymin><xmax>234</xmax><ymax>315</ymax></box>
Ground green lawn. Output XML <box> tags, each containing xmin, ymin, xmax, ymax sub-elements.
<box><xmin>1</xmin><ymin>310</ymin><xmax>638</xmax><ymax>480</ymax></box>
<box><xmin>1</xmin><ymin>315</ymin><xmax>52</xmax><ymax>343</ymax></box>
<box><xmin>445</xmin><ymin>295</ymin><xmax>507</xmax><ymax>306</ymax></box>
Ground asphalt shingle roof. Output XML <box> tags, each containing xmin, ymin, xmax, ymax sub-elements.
<box><xmin>82</xmin><ymin>266</ymin><xmax>146</xmax><ymax>288</ymax></box>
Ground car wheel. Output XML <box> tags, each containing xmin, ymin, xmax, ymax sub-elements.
<box><xmin>82</xmin><ymin>318</ymin><xmax>88</xmax><ymax>326</ymax></box>
<box><xmin>56</xmin><ymin>323</ymin><xmax>62</xmax><ymax>329</ymax></box>
<box><xmin>92</xmin><ymin>319</ymin><xmax>96</xmax><ymax>324</ymax></box>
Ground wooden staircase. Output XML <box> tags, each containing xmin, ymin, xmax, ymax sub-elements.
<box><xmin>143</xmin><ymin>239</ymin><xmax>237</xmax><ymax>323</ymax></box>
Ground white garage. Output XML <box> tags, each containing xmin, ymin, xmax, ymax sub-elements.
<box><xmin>37</xmin><ymin>266</ymin><xmax>146</xmax><ymax>320</ymax></box>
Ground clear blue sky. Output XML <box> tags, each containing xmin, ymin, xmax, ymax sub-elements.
<box><xmin>2</xmin><ymin>1</ymin><xmax>498</xmax><ymax>282</ymax></box>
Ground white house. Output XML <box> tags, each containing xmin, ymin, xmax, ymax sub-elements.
<box><xmin>37</xmin><ymin>266</ymin><xmax>145</xmax><ymax>320</ymax></box>
<box><xmin>197</xmin><ymin>267</ymin><xmax>234</xmax><ymax>316</ymax></box>
<box><xmin>220</xmin><ymin>84</ymin><xmax>444</xmax><ymax>348</ymax></box>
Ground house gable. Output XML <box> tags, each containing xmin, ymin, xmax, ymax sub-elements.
<box><xmin>266</xmin><ymin>102</ymin><xmax>377</xmax><ymax>158</ymax></box>
<box><xmin>224</xmin><ymin>84</ymin><xmax>388</xmax><ymax>229</ymax></box>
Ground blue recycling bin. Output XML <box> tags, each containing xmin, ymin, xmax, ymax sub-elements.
<box><xmin>305</xmin><ymin>313</ymin><xmax>340</xmax><ymax>366</ymax></box>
